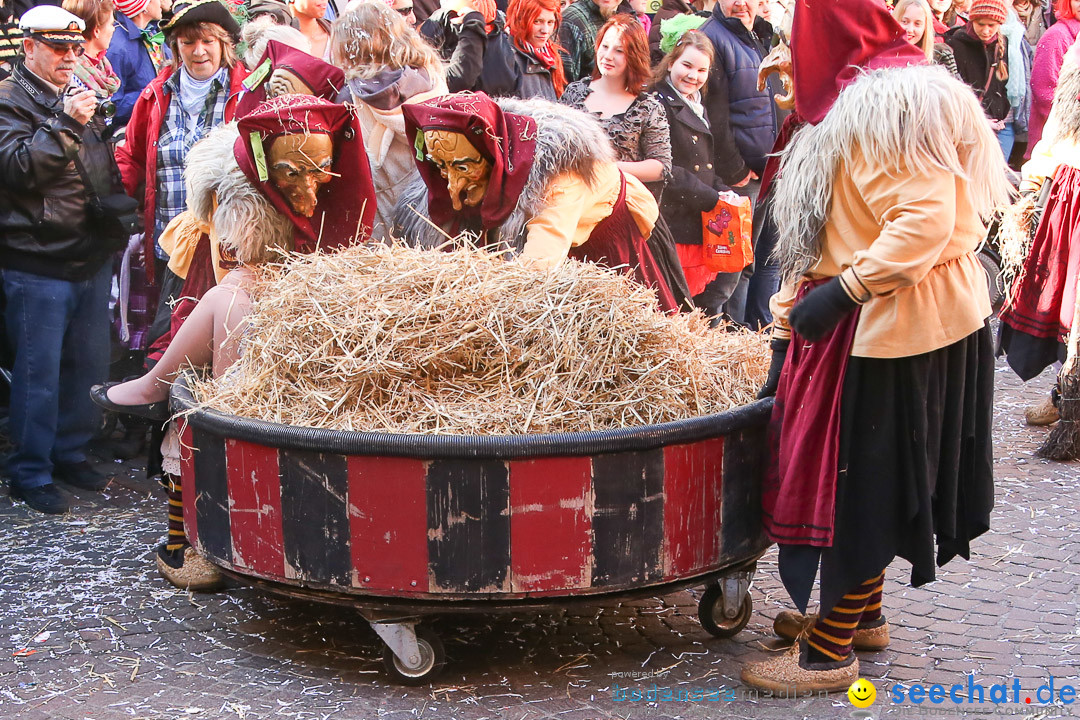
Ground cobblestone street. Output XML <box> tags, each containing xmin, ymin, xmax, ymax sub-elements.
<box><xmin>1</xmin><ymin>360</ymin><xmax>1077</xmax><ymax>720</ymax></box>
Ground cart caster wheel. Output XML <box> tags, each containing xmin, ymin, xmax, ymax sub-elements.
<box><xmin>698</xmin><ymin>583</ymin><xmax>752</xmax><ymax>638</ymax></box>
<box><xmin>381</xmin><ymin>626</ymin><xmax>445</xmax><ymax>685</ymax></box>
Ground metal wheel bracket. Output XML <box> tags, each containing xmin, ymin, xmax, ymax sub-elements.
<box><xmin>371</xmin><ymin>620</ymin><xmax>423</xmax><ymax>670</ymax></box>
<box><xmin>721</xmin><ymin>570</ymin><xmax>752</xmax><ymax>619</ymax></box>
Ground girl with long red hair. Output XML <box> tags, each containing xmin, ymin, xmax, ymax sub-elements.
<box><xmin>560</xmin><ymin>14</ymin><xmax>669</xmax><ymax>187</ymax></box>
<box><xmin>560</xmin><ymin>14</ymin><xmax>693</xmax><ymax>309</ymax></box>
<box><xmin>480</xmin><ymin>0</ymin><xmax>567</xmax><ymax>99</ymax></box>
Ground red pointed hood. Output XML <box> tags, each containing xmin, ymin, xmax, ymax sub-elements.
<box><xmin>791</xmin><ymin>0</ymin><xmax>927</xmax><ymax>125</ymax></box>
<box><xmin>234</xmin><ymin>95</ymin><xmax>377</xmax><ymax>252</ymax></box>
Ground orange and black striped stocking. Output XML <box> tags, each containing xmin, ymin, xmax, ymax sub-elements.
<box><xmin>164</xmin><ymin>473</ymin><xmax>187</xmax><ymax>553</ymax></box>
<box><xmin>858</xmin><ymin>573</ymin><xmax>885</xmax><ymax>625</ymax></box>
<box><xmin>806</xmin><ymin>573</ymin><xmax>882</xmax><ymax>662</ymax></box>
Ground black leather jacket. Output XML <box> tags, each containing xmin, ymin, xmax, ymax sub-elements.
<box><xmin>0</xmin><ymin>62</ymin><xmax>117</xmax><ymax>280</ymax></box>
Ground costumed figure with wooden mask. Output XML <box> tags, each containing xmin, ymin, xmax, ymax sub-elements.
<box><xmin>91</xmin><ymin>95</ymin><xmax>377</xmax><ymax>591</ymax></box>
<box><xmin>743</xmin><ymin>0</ymin><xmax>1011</xmax><ymax>692</ymax></box>
<box><xmin>998</xmin><ymin>41</ymin><xmax>1080</xmax><ymax>447</ymax></box>
<box><xmin>392</xmin><ymin>91</ymin><xmax>679</xmax><ymax>312</ymax></box>
<box><xmin>235</xmin><ymin>37</ymin><xmax>345</xmax><ymax>116</ymax></box>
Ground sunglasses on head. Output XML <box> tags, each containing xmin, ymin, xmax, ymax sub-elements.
<box><xmin>37</xmin><ymin>39</ymin><xmax>86</xmax><ymax>56</ymax></box>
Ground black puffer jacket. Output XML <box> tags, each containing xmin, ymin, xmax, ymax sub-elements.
<box><xmin>655</xmin><ymin>82</ymin><xmax>728</xmax><ymax>245</ymax></box>
<box><xmin>702</xmin><ymin>11</ymin><xmax>781</xmax><ymax>182</ymax></box>
<box><xmin>945</xmin><ymin>25</ymin><xmax>1010</xmax><ymax>121</ymax></box>
<box><xmin>479</xmin><ymin>32</ymin><xmax>558</xmax><ymax>101</ymax></box>
<box><xmin>0</xmin><ymin>62</ymin><xmax>116</xmax><ymax>280</ymax></box>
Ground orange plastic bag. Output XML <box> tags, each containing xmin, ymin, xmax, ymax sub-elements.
<box><xmin>701</xmin><ymin>192</ymin><xmax>753</xmax><ymax>273</ymax></box>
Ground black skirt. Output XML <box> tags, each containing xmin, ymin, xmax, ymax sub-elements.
<box><xmin>779</xmin><ymin>323</ymin><xmax>995</xmax><ymax>615</ymax></box>
<box><xmin>647</xmin><ymin>213</ymin><xmax>695</xmax><ymax>312</ymax></box>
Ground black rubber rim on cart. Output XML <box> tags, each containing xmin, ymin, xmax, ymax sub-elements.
<box><xmin>171</xmin><ymin>374</ymin><xmax>773</xmax><ymax>460</ymax></box>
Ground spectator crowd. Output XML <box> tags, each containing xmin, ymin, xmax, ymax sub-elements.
<box><xmin>0</xmin><ymin>0</ymin><xmax>1066</xmax><ymax>514</ymax></box>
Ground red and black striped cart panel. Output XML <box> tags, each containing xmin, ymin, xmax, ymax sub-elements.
<box><xmin>175</xmin><ymin>383</ymin><xmax>770</xmax><ymax>601</ymax></box>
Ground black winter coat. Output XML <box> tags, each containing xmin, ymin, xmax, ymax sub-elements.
<box><xmin>0</xmin><ymin>62</ymin><xmax>117</xmax><ymax>280</ymax></box>
<box><xmin>655</xmin><ymin>83</ymin><xmax>728</xmax><ymax>245</ymax></box>
<box><xmin>479</xmin><ymin>32</ymin><xmax>558</xmax><ymax>101</ymax></box>
<box><xmin>945</xmin><ymin>25</ymin><xmax>1010</xmax><ymax>121</ymax></box>
<box><xmin>421</xmin><ymin>10</ymin><xmax>504</xmax><ymax>93</ymax></box>
<box><xmin>701</xmin><ymin>12</ymin><xmax>781</xmax><ymax>183</ymax></box>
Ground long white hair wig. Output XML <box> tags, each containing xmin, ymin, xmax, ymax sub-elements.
<box><xmin>184</xmin><ymin>123</ymin><xmax>295</xmax><ymax>265</ymax></box>
<box><xmin>771</xmin><ymin>64</ymin><xmax>1015</xmax><ymax>281</ymax></box>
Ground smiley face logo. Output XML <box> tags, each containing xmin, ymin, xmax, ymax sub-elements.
<box><xmin>848</xmin><ymin>678</ymin><xmax>876</xmax><ymax>708</ymax></box>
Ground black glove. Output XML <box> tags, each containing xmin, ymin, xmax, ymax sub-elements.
<box><xmin>788</xmin><ymin>276</ymin><xmax>860</xmax><ymax>342</ymax></box>
<box><xmin>757</xmin><ymin>338</ymin><xmax>789</xmax><ymax>399</ymax></box>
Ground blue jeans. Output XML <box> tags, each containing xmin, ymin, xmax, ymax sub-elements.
<box><xmin>996</xmin><ymin>121</ymin><xmax>1015</xmax><ymax>160</ymax></box>
<box><xmin>743</xmin><ymin>193</ymin><xmax>781</xmax><ymax>329</ymax></box>
<box><xmin>3</xmin><ymin>264</ymin><xmax>111</xmax><ymax>490</ymax></box>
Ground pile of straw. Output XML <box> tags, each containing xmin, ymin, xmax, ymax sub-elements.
<box><xmin>192</xmin><ymin>244</ymin><xmax>769</xmax><ymax>434</ymax></box>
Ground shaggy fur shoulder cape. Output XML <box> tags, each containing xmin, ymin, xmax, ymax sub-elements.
<box><xmin>771</xmin><ymin>64</ymin><xmax>1014</xmax><ymax>281</ymax></box>
<box><xmin>390</xmin><ymin>97</ymin><xmax>615</xmax><ymax>250</ymax></box>
<box><xmin>184</xmin><ymin>123</ymin><xmax>294</xmax><ymax>265</ymax></box>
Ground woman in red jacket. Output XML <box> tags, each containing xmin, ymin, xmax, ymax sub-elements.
<box><xmin>115</xmin><ymin>0</ymin><xmax>248</xmax><ymax>342</ymax></box>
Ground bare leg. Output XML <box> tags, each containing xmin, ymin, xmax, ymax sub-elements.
<box><xmin>105</xmin><ymin>290</ymin><xmax>222</xmax><ymax>406</ymax></box>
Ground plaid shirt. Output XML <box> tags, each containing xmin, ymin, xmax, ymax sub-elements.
<box><xmin>560</xmin><ymin>0</ymin><xmax>610</xmax><ymax>82</ymax></box>
<box><xmin>153</xmin><ymin>68</ymin><xmax>229</xmax><ymax>257</ymax></box>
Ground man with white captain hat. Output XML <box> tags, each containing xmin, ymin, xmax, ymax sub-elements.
<box><xmin>0</xmin><ymin>4</ymin><xmax>121</xmax><ymax>513</ymax></box>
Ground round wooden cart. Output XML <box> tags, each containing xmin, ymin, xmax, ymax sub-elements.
<box><xmin>172</xmin><ymin>378</ymin><xmax>773</xmax><ymax>684</ymax></box>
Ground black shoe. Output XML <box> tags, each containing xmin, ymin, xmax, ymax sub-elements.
<box><xmin>53</xmin><ymin>461</ymin><xmax>111</xmax><ymax>491</ymax></box>
<box><xmin>10</xmin><ymin>483</ymin><xmax>69</xmax><ymax>514</ymax></box>
<box><xmin>90</xmin><ymin>382</ymin><xmax>169</xmax><ymax>422</ymax></box>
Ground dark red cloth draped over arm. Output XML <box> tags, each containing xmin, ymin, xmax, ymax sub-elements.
<box><xmin>762</xmin><ymin>278</ymin><xmax>861</xmax><ymax>547</ymax></box>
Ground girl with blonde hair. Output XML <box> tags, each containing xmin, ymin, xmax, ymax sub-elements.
<box><xmin>893</xmin><ymin>0</ymin><xmax>936</xmax><ymax>58</ymax></box>
<box><xmin>332</xmin><ymin>1</ymin><xmax>443</xmax><ymax>79</ymax></box>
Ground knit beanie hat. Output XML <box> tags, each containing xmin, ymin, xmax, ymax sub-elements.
<box><xmin>472</xmin><ymin>0</ymin><xmax>497</xmax><ymax>26</ymax></box>
<box><xmin>114</xmin><ymin>0</ymin><xmax>150</xmax><ymax>17</ymax></box>
<box><xmin>968</xmin><ymin>0</ymin><xmax>1007</xmax><ymax>24</ymax></box>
